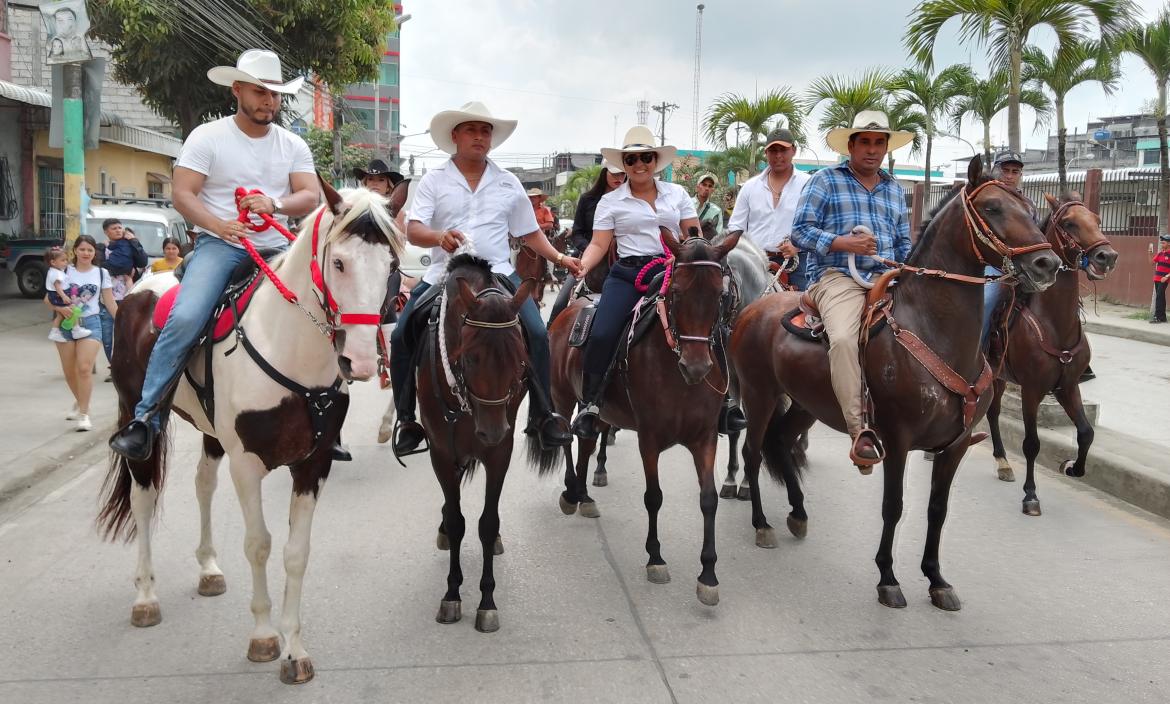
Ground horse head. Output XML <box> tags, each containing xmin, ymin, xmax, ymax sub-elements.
<box><xmin>449</xmin><ymin>259</ymin><xmax>535</xmax><ymax>446</ymax></box>
<box><xmin>1042</xmin><ymin>193</ymin><xmax>1118</xmax><ymax>280</ymax></box>
<box><xmin>315</xmin><ymin>176</ymin><xmax>404</xmax><ymax>381</ymax></box>
<box><xmin>661</xmin><ymin>228</ymin><xmax>741</xmax><ymax>385</ymax></box>
<box><xmin>960</xmin><ymin>157</ymin><xmax>1062</xmax><ymax>293</ymax></box>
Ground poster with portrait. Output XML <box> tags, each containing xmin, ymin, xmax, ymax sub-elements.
<box><xmin>41</xmin><ymin>0</ymin><xmax>93</xmax><ymax>65</ymax></box>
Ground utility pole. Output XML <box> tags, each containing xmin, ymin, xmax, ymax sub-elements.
<box><xmin>652</xmin><ymin>102</ymin><xmax>678</xmax><ymax>147</ymax></box>
<box><xmin>636</xmin><ymin>100</ymin><xmax>650</xmax><ymax>127</ymax></box>
<box><xmin>62</xmin><ymin>63</ymin><xmax>84</xmax><ymax>246</ymax></box>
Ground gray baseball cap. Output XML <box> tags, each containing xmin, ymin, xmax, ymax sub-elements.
<box><xmin>764</xmin><ymin>127</ymin><xmax>796</xmax><ymax>149</ymax></box>
<box><xmin>993</xmin><ymin>151</ymin><xmax>1025</xmax><ymax>167</ymax></box>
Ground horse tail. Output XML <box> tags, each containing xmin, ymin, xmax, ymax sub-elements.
<box><xmin>97</xmin><ymin>415</ymin><xmax>170</xmax><ymax>544</ymax></box>
<box><xmin>760</xmin><ymin>400</ymin><xmax>805</xmax><ymax>487</ymax></box>
<box><xmin>525</xmin><ymin>432</ymin><xmax>561</xmax><ymax>476</ymax></box>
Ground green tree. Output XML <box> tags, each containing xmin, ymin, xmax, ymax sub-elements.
<box><xmin>305</xmin><ymin>125</ymin><xmax>372</xmax><ymax>180</ymax></box>
<box><xmin>1119</xmin><ymin>10</ymin><xmax>1170</xmax><ymax>229</ymax></box>
<box><xmin>905</xmin><ymin>0</ymin><xmax>1136</xmax><ymax>154</ymax></box>
<box><xmin>881</xmin><ymin>102</ymin><xmax>929</xmax><ymax>174</ymax></box>
<box><xmin>703</xmin><ymin>89</ymin><xmax>805</xmax><ymax>173</ymax></box>
<box><xmin>950</xmin><ymin>69</ymin><xmax>1052</xmax><ymax>169</ymax></box>
<box><xmin>805</xmin><ymin>68</ymin><xmax>892</xmax><ymax>135</ymax></box>
<box><xmin>549</xmin><ymin>164</ymin><xmax>602</xmax><ymax>217</ymax></box>
<box><xmin>888</xmin><ymin>64</ymin><xmax>974</xmax><ymax>191</ymax></box>
<box><xmin>87</xmin><ymin>0</ymin><xmax>397</xmax><ymax>137</ymax></box>
<box><xmin>703</xmin><ymin>145</ymin><xmax>758</xmax><ymax>186</ymax></box>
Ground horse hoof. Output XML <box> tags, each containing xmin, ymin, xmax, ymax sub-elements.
<box><xmin>736</xmin><ymin>485</ymin><xmax>752</xmax><ymax>502</ymax></box>
<box><xmin>197</xmin><ymin>573</ymin><xmax>226</xmax><ymax>597</ymax></box>
<box><xmin>247</xmin><ymin>636</ymin><xmax>281</xmax><ymax>662</ymax></box>
<box><xmin>1061</xmin><ymin>460</ymin><xmax>1084</xmax><ymax>478</ymax></box>
<box><xmin>376</xmin><ymin>425</ymin><xmax>392</xmax><ymax>444</ymax></box>
<box><xmin>646</xmin><ymin>564</ymin><xmax>671</xmax><ymax>584</ymax></box>
<box><xmin>436</xmin><ymin>600</ymin><xmax>462</xmax><ymax>624</ymax></box>
<box><xmin>995</xmin><ymin>457</ymin><xmax>1015</xmax><ymax>482</ymax></box>
<box><xmin>279</xmin><ymin>657</ymin><xmax>315</xmax><ymax>685</ymax></box>
<box><xmin>786</xmin><ymin>514</ymin><xmax>808</xmax><ymax>539</ymax></box>
<box><xmin>592</xmin><ymin>472</ymin><xmax>608</xmax><ymax>487</ymax></box>
<box><xmin>719</xmin><ymin>483</ymin><xmax>738</xmax><ymax>500</ymax></box>
<box><xmin>876</xmin><ymin>585</ymin><xmax>907</xmax><ymax>609</ymax></box>
<box><xmin>475</xmin><ymin>609</ymin><xmax>500</xmax><ymax>633</ymax></box>
<box><xmin>130</xmin><ymin>601</ymin><xmax>161</xmax><ymax>628</ymax></box>
<box><xmin>1022</xmin><ymin>500</ymin><xmax>1042</xmax><ymax>517</ymax></box>
<box><xmin>929</xmin><ymin>586</ymin><xmax>962</xmax><ymax>611</ymax></box>
<box><xmin>696</xmin><ymin>582</ymin><xmax>720</xmax><ymax>606</ymax></box>
<box><xmin>755</xmin><ymin>527</ymin><xmax>777</xmax><ymax>549</ymax></box>
<box><xmin>578</xmin><ymin>501</ymin><xmax>601</xmax><ymax>519</ymax></box>
<box><xmin>436</xmin><ymin>531</ymin><xmax>450</xmax><ymax>551</ymax></box>
<box><xmin>558</xmin><ymin>493</ymin><xmax>577</xmax><ymax>515</ymax></box>
<box><xmin>493</xmin><ymin>536</ymin><xmax>504</xmax><ymax>555</ymax></box>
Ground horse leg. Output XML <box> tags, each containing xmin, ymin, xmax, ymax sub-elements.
<box><xmin>740</xmin><ymin>393</ymin><xmax>779</xmax><ymax>547</ymax></box>
<box><xmin>129</xmin><ymin>473</ymin><xmax>162</xmax><ymax>627</ymax></box>
<box><xmin>562</xmin><ymin>434</ymin><xmax>599</xmax><ymax>517</ymax></box>
<box><xmin>987</xmin><ymin>378</ymin><xmax>1014</xmax><ymax>482</ymax></box>
<box><xmin>779</xmin><ymin>404</ymin><xmax>815</xmax><ymax>538</ymax></box>
<box><xmin>875</xmin><ymin>447</ymin><xmax>909</xmax><ymax>609</ymax></box>
<box><xmin>592</xmin><ymin>422</ymin><xmax>609</xmax><ymax>487</ymax></box>
<box><xmin>436</xmin><ymin>475</ymin><xmax>466</xmax><ymax>624</ymax></box>
<box><xmin>638</xmin><ymin>434</ymin><xmax>669</xmax><ymax>585</ymax></box>
<box><xmin>691</xmin><ymin>438</ymin><xmax>720</xmax><ymax>606</ymax></box>
<box><xmin>475</xmin><ymin>460</ymin><xmax>507</xmax><ymax>633</ymax></box>
<box><xmin>194</xmin><ymin>435</ymin><xmax>226</xmax><ymax>597</ymax></box>
<box><xmin>721</xmin><ymin>430</ymin><xmax>740</xmax><ymax>499</ymax></box>
<box><xmin>228</xmin><ymin>453</ymin><xmax>281</xmax><ymax>663</ymax></box>
<box><xmin>377</xmin><ymin>390</ymin><xmax>396</xmax><ymax>444</ymax></box>
<box><xmin>1019</xmin><ymin>386</ymin><xmax>1045</xmax><ymax>516</ymax></box>
<box><xmin>1052</xmin><ymin>384</ymin><xmax>1093</xmax><ymax>479</ymax></box>
<box><xmin>276</xmin><ymin>484</ymin><xmax>323</xmax><ymax>684</ymax></box>
<box><xmin>921</xmin><ymin>447</ymin><xmax>963</xmax><ymax>611</ymax></box>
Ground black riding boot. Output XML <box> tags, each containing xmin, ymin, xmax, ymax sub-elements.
<box><xmin>524</xmin><ymin>377</ymin><xmax>571</xmax><ymax>448</ymax></box>
<box><xmin>570</xmin><ymin>372</ymin><xmax>606</xmax><ymax>438</ymax></box>
<box><xmin>392</xmin><ymin>378</ymin><xmax>427</xmax><ymax>457</ymax></box>
<box><xmin>331</xmin><ymin>433</ymin><xmax>353</xmax><ymax>462</ymax></box>
<box><xmin>718</xmin><ymin>394</ymin><xmax>748</xmax><ymax>435</ymax></box>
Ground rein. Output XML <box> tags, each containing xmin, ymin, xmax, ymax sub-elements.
<box><xmin>960</xmin><ymin>180</ymin><xmax>1053</xmax><ymax>276</ymax></box>
<box><xmin>1045</xmin><ymin>200</ymin><xmax>1111</xmax><ymax>272</ymax></box>
<box><xmin>435</xmin><ymin>283</ymin><xmax>526</xmax><ymax>415</ymax></box>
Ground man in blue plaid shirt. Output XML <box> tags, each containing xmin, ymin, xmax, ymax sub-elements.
<box><xmin>791</xmin><ymin>111</ymin><xmax>913</xmax><ymax>468</ymax></box>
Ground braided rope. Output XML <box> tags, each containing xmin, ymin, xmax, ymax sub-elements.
<box><xmin>436</xmin><ymin>239</ymin><xmax>479</xmax><ymax>413</ymax></box>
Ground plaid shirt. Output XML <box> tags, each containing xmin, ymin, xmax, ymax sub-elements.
<box><xmin>791</xmin><ymin>161</ymin><xmax>911</xmax><ymax>284</ymax></box>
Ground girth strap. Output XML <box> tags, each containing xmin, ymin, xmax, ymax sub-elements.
<box><xmin>1018</xmin><ymin>305</ymin><xmax>1087</xmax><ymax>365</ymax></box>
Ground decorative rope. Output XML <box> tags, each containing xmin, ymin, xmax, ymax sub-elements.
<box><xmin>234</xmin><ymin>188</ymin><xmax>299</xmax><ymax>304</ymax></box>
<box><xmin>436</xmin><ymin>238</ymin><xmax>479</xmax><ymax>413</ymax></box>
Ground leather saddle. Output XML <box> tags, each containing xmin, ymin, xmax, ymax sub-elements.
<box><xmin>153</xmin><ymin>249</ymin><xmax>282</xmax><ymax>343</ymax></box>
<box><xmin>782</xmin><ymin>268</ymin><xmax>901</xmax><ymax>344</ymax></box>
<box><xmin>567</xmin><ymin>266</ymin><xmax>667</xmax><ymax>350</ymax></box>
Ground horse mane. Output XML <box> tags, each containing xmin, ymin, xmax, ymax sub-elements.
<box><xmin>312</xmin><ymin>187</ymin><xmax>404</xmax><ymax>256</ymax></box>
<box><xmin>445</xmin><ymin>252</ymin><xmax>493</xmax><ymax>280</ymax></box>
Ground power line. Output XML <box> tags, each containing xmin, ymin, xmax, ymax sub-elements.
<box><xmin>651</xmin><ymin>102</ymin><xmax>679</xmax><ymax>146</ymax></box>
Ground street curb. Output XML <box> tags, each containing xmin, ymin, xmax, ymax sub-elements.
<box><xmin>0</xmin><ymin>422</ymin><xmax>115</xmax><ymax>507</ymax></box>
<box><xmin>1084</xmin><ymin>320</ymin><xmax>1170</xmax><ymax>348</ymax></box>
<box><xmin>981</xmin><ymin>416</ymin><xmax>1170</xmax><ymax>520</ymax></box>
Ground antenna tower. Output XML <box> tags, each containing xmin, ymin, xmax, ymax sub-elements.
<box><xmin>691</xmin><ymin>4</ymin><xmax>705</xmax><ymax>149</ymax></box>
<box><xmin>637</xmin><ymin>99</ymin><xmax>650</xmax><ymax>127</ymax></box>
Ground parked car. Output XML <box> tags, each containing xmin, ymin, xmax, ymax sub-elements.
<box><xmin>398</xmin><ymin>241</ymin><xmax>432</xmax><ymax>279</ymax></box>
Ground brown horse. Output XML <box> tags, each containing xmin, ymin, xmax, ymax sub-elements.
<box><xmin>729</xmin><ymin>157</ymin><xmax>1061</xmax><ymax>611</ymax></box>
<box><xmin>514</xmin><ymin>240</ymin><xmax>551</xmax><ymax>305</ymax></box>
<box><xmin>550</xmin><ymin>230</ymin><xmax>741</xmax><ymax>605</ymax></box>
<box><xmin>416</xmin><ymin>253</ymin><xmax>548</xmax><ymax>633</ymax></box>
<box><xmin>985</xmin><ymin>194</ymin><xmax>1119</xmax><ymax>515</ymax></box>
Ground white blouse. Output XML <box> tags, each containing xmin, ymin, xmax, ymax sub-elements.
<box><xmin>593</xmin><ymin>180</ymin><xmax>699</xmax><ymax>258</ymax></box>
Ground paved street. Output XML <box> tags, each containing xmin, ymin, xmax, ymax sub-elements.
<box><xmin>1</xmin><ymin>348</ymin><xmax>1168</xmax><ymax>702</ymax></box>
<box><xmin>1083</xmin><ymin>331</ymin><xmax>1170</xmax><ymax>448</ymax></box>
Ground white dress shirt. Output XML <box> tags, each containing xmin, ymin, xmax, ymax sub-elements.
<box><xmin>727</xmin><ymin>167</ymin><xmax>812</xmax><ymax>252</ymax></box>
<box><xmin>593</xmin><ymin>180</ymin><xmax>699</xmax><ymax>259</ymax></box>
<box><xmin>409</xmin><ymin>158</ymin><xmax>540</xmax><ymax>284</ymax></box>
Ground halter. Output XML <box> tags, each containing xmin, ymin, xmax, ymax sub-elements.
<box><xmin>652</xmin><ymin>236</ymin><xmax>728</xmax><ymax>359</ymax></box>
<box><xmin>437</xmin><ymin>284</ymin><xmax>526</xmax><ymax>414</ymax></box>
<box><xmin>1044</xmin><ymin>199</ymin><xmax>1112</xmax><ymax>273</ymax></box>
<box><xmin>960</xmin><ymin>180</ymin><xmax>1054</xmax><ymax>278</ymax></box>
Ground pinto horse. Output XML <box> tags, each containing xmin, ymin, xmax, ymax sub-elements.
<box><xmin>416</xmin><ymin>253</ymin><xmax>546</xmax><ymax>633</ymax></box>
<box><xmin>550</xmin><ymin>229</ymin><xmax>741</xmax><ymax>606</ymax></box>
<box><xmin>97</xmin><ymin>183</ymin><xmax>401</xmax><ymax>684</ymax></box>
<box><xmin>729</xmin><ymin>157</ymin><xmax>1061</xmax><ymax>611</ymax></box>
<box><xmin>985</xmin><ymin>194</ymin><xmax>1119</xmax><ymax>515</ymax></box>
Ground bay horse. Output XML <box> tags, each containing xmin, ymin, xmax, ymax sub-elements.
<box><xmin>985</xmin><ymin>193</ymin><xmax>1119</xmax><ymax>515</ymax></box>
<box><xmin>729</xmin><ymin>157</ymin><xmax>1061</xmax><ymax>611</ymax></box>
<box><xmin>514</xmin><ymin>240</ymin><xmax>551</xmax><ymax>305</ymax></box>
<box><xmin>97</xmin><ymin>182</ymin><xmax>401</xmax><ymax>684</ymax></box>
<box><xmin>416</xmin><ymin>253</ymin><xmax>546</xmax><ymax>633</ymax></box>
<box><xmin>550</xmin><ymin>229</ymin><xmax>741</xmax><ymax>606</ymax></box>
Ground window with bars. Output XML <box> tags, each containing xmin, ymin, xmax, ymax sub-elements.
<box><xmin>38</xmin><ymin>164</ymin><xmax>64</xmax><ymax>238</ymax></box>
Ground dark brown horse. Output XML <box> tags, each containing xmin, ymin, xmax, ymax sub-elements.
<box><xmin>416</xmin><ymin>254</ymin><xmax>547</xmax><ymax>633</ymax></box>
<box><xmin>729</xmin><ymin>157</ymin><xmax>1062</xmax><ymax>611</ymax></box>
<box><xmin>514</xmin><ymin>240</ymin><xmax>551</xmax><ymax>306</ymax></box>
<box><xmin>550</xmin><ymin>230</ymin><xmax>741</xmax><ymax>605</ymax></box>
<box><xmin>985</xmin><ymin>194</ymin><xmax>1119</xmax><ymax>515</ymax></box>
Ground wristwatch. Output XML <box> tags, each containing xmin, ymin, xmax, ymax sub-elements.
<box><xmin>271</xmin><ymin>196</ymin><xmax>283</xmax><ymax>213</ymax></box>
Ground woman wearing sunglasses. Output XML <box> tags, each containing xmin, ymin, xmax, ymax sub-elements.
<box><xmin>570</xmin><ymin>126</ymin><xmax>700</xmax><ymax>437</ymax></box>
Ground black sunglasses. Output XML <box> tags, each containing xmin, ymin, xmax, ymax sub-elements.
<box><xmin>623</xmin><ymin>153</ymin><xmax>656</xmax><ymax>166</ymax></box>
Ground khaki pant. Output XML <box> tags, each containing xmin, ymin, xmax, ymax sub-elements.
<box><xmin>808</xmin><ymin>270</ymin><xmax>868</xmax><ymax>436</ymax></box>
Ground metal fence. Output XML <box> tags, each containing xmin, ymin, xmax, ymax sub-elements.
<box><xmin>924</xmin><ymin>182</ymin><xmax>960</xmax><ymax>214</ymax></box>
<box><xmin>37</xmin><ymin>165</ymin><xmax>64</xmax><ymax>239</ymax></box>
<box><xmin>1095</xmin><ymin>169</ymin><xmax>1162</xmax><ymax>237</ymax></box>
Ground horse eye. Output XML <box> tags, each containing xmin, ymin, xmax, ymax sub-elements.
<box><xmin>332</xmin><ymin>258</ymin><xmax>344</xmax><ymax>272</ymax></box>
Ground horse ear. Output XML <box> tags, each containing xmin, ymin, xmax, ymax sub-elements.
<box><xmin>1044</xmin><ymin>193</ymin><xmax>1060</xmax><ymax>211</ymax></box>
<box><xmin>966</xmin><ymin>156</ymin><xmax>983</xmax><ymax>187</ymax></box>
<box><xmin>714</xmin><ymin>230</ymin><xmax>742</xmax><ymax>259</ymax></box>
<box><xmin>318</xmin><ymin>173</ymin><xmax>343</xmax><ymax>215</ymax></box>
<box><xmin>511</xmin><ymin>278</ymin><xmax>537</xmax><ymax>312</ymax></box>
<box><xmin>661</xmin><ymin>227</ymin><xmax>682</xmax><ymax>258</ymax></box>
<box><xmin>456</xmin><ymin>277</ymin><xmax>478</xmax><ymax>309</ymax></box>
<box><xmin>388</xmin><ymin>179</ymin><xmax>410</xmax><ymax>217</ymax></box>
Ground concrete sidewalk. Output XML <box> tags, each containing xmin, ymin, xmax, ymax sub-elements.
<box><xmin>1081</xmin><ymin>297</ymin><xmax>1170</xmax><ymax>347</ymax></box>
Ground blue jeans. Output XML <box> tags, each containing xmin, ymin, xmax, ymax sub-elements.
<box><xmin>583</xmin><ymin>262</ymin><xmax>643</xmax><ymax>375</ymax></box>
<box><xmin>508</xmin><ymin>272</ymin><xmax>553</xmax><ymax>402</ymax></box>
<box><xmin>99</xmin><ymin>304</ymin><xmax>115</xmax><ymax>362</ymax></box>
<box><xmin>981</xmin><ymin>265</ymin><xmax>1003</xmax><ymax>348</ymax></box>
<box><xmin>134</xmin><ymin>236</ymin><xmax>259</xmax><ymax>428</ymax></box>
<box><xmin>389</xmin><ymin>279</ymin><xmax>432</xmax><ymax>412</ymax></box>
<box><xmin>64</xmin><ymin>313</ymin><xmax>103</xmax><ymax>343</ymax></box>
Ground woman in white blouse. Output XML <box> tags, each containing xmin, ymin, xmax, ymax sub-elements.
<box><xmin>570</xmin><ymin>126</ymin><xmax>700</xmax><ymax>437</ymax></box>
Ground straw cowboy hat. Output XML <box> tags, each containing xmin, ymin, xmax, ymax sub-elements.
<box><xmin>353</xmin><ymin>158</ymin><xmax>404</xmax><ymax>183</ymax></box>
<box><xmin>825</xmin><ymin>110</ymin><xmax>914</xmax><ymax>156</ymax></box>
<box><xmin>429</xmin><ymin>101</ymin><xmax>518</xmax><ymax>155</ymax></box>
<box><xmin>207</xmin><ymin>49</ymin><xmax>304</xmax><ymax>94</ymax></box>
<box><xmin>526</xmin><ymin>188</ymin><xmax>548</xmax><ymax>201</ymax></box>
<box><xmin>600</xmin><ymin>126</ymin><xmax>677</xmax><ymax>174</ymax></box>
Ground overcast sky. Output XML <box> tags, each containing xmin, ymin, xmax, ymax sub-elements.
<box><xmin>398</xmin><ymin>0</ymin><xmax>1169</xmax><ymax>176</ymax></box>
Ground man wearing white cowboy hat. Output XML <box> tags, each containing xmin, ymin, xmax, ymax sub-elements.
<box><xmin>388</xmin><ymin>102</ymin><xmax>583</xmax><ymax>454</ymax></box>
<box><xmin>791</xmin><ymin>110</ymin><xmax>913</xmax><ymax>469</ymax></box>
<box><xmin>111</xmin><ymin>49</ymin><xmax>320</xmax><ymax>461</ymax></box>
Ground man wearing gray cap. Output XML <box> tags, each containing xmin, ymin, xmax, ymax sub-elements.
<box><xmin>692</xmin><ymin>172</ymin><xmax>725</xmax><ymax>237</ymax></box>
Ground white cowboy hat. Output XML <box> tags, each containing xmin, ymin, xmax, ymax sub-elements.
<box><xmin>526</xmin><ymin>187</ymin><xmax>547</xmax><ymax>199</ymax></box>
<box><xmin>600</xmin><ymin>126</ymin><xmax>677</xmax><ymax>174</ymax></box>
<box><xmin>825</xmin><ymin>110</ymin><xmax>914</xmax><ymax>156</ymax></box>
<box><xmin>602</xmin><ymin>158</ymin><xmax>624</xmax><ymax>175</ymax></box>
<box><xmin>428</xmin><ymin>101</ymin><xmax>518</xmax><ymax>155</ymax></box>
<box><xmin>207</xmin><ymin>49</ymin><xmax>304</xmax><ymax>94</ymax></box>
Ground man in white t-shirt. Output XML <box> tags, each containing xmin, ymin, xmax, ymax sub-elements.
<box><xmin>111</xmin><ymin>50</ymin><xmax>320</xmax><ymax>461</ymax></box>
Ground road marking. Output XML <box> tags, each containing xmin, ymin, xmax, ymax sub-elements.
<box><xmin>42</xmin><ymin>462</ymin><xmax>103</xmax><ymax>504</ymax></box>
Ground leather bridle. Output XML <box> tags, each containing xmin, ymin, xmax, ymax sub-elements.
<box><xmin>1044</xmin><ymin>200</ymin><xmax>1112</xmax><ymax>273</ymax></box>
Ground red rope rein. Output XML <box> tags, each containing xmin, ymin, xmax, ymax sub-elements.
<box><xmin>234</xmin><ymin>187</ymin><xmax>301</xmax><ymax>305</ymax></box>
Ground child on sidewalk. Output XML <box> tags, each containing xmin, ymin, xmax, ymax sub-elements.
<box><xmin>44</xmin><ymin>247</ymin><xmax>92</xmax><ymax>343</ymax></box>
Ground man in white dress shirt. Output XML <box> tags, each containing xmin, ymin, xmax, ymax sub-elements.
<box><xmin>727</xmin><ymin>127</ymin><xmax>812</xmax><ymax>289</ymax></box>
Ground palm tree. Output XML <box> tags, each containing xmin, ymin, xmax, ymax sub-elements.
<box><xmin>882</xmin><ymin>102</ymin><xmax>929</xmax><ymax>174</ymax></box>
<box><xmin>704</xmin><ymin>145</ymin><xmax>757</xmax><ymax>185</ymax></box>
<box><xmin>552</xmin><ymin>164</ymin><xmax>602</xmax><ymax>216</ymax></box>
<box><xmin>1119</xmin><ymin>10</ymin><xmax>1170</xmax><ymax>230</ymax></box>
<box><xmin>1023</xmin><ymin>40</ymin><xmax>1120</xmax><ymax>191</ymax></box>
<box><xmin>888</xmin><ymin>64</ymin><xmax>974</xmax><ymax>191</ymax></box>
<box><xmin>905</xmin><ymin>0</ymin><xmax>1136</xmax><ymax>153</ymax></box>
<box><xmin>703</xmin><ymin>89</ymin><xmax>805</xmax><ymax>173</ymax></box>
<box><xmin>805</xmin><ymin>68</ymin><xmax>892</xmax><ymax>135</ymax></box>
<box><xmin>950</xmin><ymin>69</ymin><xmax>1052</xmax><ymax>169</ymax></box>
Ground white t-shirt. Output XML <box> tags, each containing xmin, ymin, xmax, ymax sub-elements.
<box><xmin>45</xmin><ymin>267</ymin><xmax>68</xmax><ymax>297</ymax></box>
<box><xmin>593</xmin><ymin>180</ymin><xmax>699</xmax><ymax>259</ymax></box>
<box><xmin>410</xmin><ymin>158</ymin><xmax>539</xmax><ymax>284</ymax></box>
<box><xmin>176</xmin><ymin>116</ymin><xmax>316</xmax><ymax>249</ymax></box>
<box><xmin>64</xmin><ymin>265</ymin><xmax>111</xmax><ymax>317</ymax></box>
<box><xmin>727</xmin><ymin>168</ymin><xmax>812</xmax><ymax>252</ymax></box>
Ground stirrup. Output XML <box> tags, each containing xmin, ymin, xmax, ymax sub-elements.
<box><xmin>391</xmin><ymin>419</ymin><xmax>429</xmax><ymax>467</ymax></box>
<box><xmin>849</xmin><ymin>427</ymin><xmax>885</xmax><ymax>473</ymax></box>
<box><xmin>534</xmin><ymin>412</ymin><xmax>572</xmax><ymax>449</ymax></box>
<box><xmin>570</xmin><ymin>404</ymin><xmax>602</xmax><ymax>438</ymax></box>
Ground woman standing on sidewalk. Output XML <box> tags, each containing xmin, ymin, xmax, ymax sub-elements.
<box><xmin>46</xmin><ymin>235</ymin><xmax>118</xmax><ymax>431</ymax></box>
